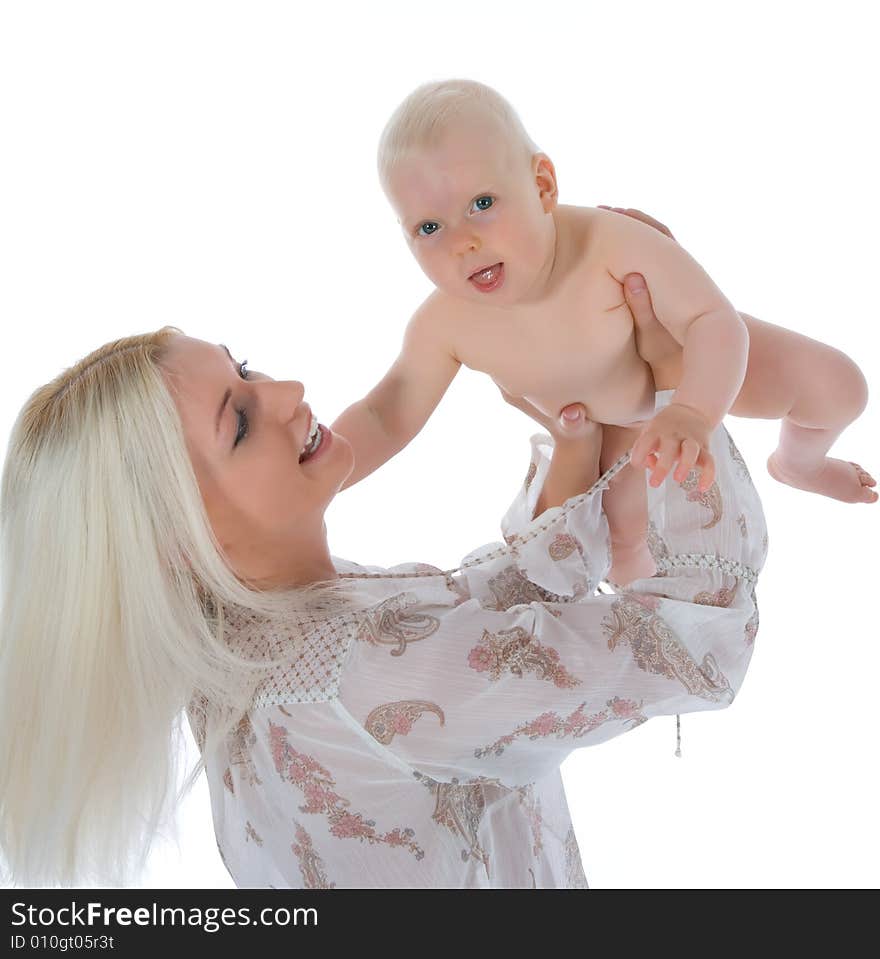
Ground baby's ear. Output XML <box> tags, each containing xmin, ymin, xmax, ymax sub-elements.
<box><xmin>533</xmin><ymin>153</ymin><xmax>558</xmax><ymax>211</ymax></box>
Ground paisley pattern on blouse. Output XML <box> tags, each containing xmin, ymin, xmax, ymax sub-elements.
<box><xmin>483</xmin><ymin>565</ymin><xmax>577</xmax><ymax>612</ymax></box>
<box><xmin>230</xmin><ymin>714</ymin><xmax>262</xmax><ymax>787</ymax></box>
<box><xmin>268</xmin><ymin>719</ymin><xmax>425</xmax><ymax>859</ymax></box>
<box><xmin>564</xmin><ymin>826</ymin><xmax>589</xmax><ymax>889</ymax></box>
<box><xmin>679</xmin><ymin>470</ymin><xmax>724</xmax><ymax>529</ymax></box>
<box><xmin>737</xmin><ymin>513</ymin><xmax>748</xmax><ymax>537</ymax></box>
<box><xmin>291</xmin><ymin>820</ymin><xmax>335</xmax><ymax>889</ymax></box>
<box><xmin>517</xmin><ymin>785</ymin><xmax>544</xmax><ymax>858</ymax></box>
<box><xmin>744</xmin><ymin>586</ymin><xmax>759</xmax><ymax>646</ymax></box>
<box><xmin>356</xmin><ymin>592</ymin><xmax>440</xmax><ymax>657</ymax></box>
<box><xmin>223</xmin><ymin>768</ymin><xmax>234</xmax><ymax>794</ymax></box>
<box><xmin>645</xmin><ymin>521</ymin><xmax>671</xmax><ymax>574</ymax></box>
<box><xmin>473</xmin><ymin>697</ymin><xmax>646</xmax><ymax>758</ymax></box>
<box><xmin>727</xmin><ymin>431</ymin><xmax>754</xmax><ymax>484</ymax></box>
<box><xmin>693</xmin><ymin>584</ymin><xmax>738</xmax><ymax>608</ymax></box>
<box><xmin>365</xmin><ymin>700</ymin><xmax>446</xmax><ymax>745</ymax></box>
<box><xmin>290</xmin><ymin>819</ymin><xmax>336</xmax><ymax>889</ymax></box>
<box><xmin>467</xmin><ymin>626</ymin><xmax>581</xmax><ymax>688</ymax></box>
<box><xmin>524</xmin><ymin>461</ymin><xmax>538</xmax><ymax>491</ymax></box>
<box><xmin>602</xmin><ymin>595</ymin><xmax>734</xmax><ymax>702</ymax></box>
<box><xmin>548</xmin><ymin>533</ymin><xmax>582</xmax><ymax>562</ymax></box>
<box><xmin>418</xmin><ymin>775</ymin><xmax>491</xmax><ymax>876</ymax></box>
<box><xmin>245</xmin><ymin>820</ymin><xmax>263</xmax><ymax>846</ymax></box>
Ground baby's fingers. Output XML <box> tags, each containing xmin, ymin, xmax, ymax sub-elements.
<box><xmin>630</xmin><ymin>430</ymin><xmax>659</xmax><ymax>469</ymax></box>
<box><xmin>695</xmin><ymin>450</ymin><xmax>716</xmax><ymax>492</ymax></box>
<box><xmin>673</xmin><ymin>439</ymin><xmax>701</xmax><ymax>484</ymax></box>
<box><xmin>648</xmin><ymin>438</ymin><xmax>681</xmax><ymax>488</ymax></box>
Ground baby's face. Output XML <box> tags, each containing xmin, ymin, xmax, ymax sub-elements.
<box><xmin>385</xmin><ymin>116</ymin><xmax>557</xmax><ymax>307</ymax></box>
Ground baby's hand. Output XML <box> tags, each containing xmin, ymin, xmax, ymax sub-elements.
<box><xmin>630</xmin><ymin>403</ymin><xmax>715</xmax><ymax>491</ymax></box>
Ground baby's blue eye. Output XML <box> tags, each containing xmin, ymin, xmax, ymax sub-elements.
<box><xmin>471</xmin><ymin>196</ymin><xmax>494</xmax><ymax>212</ymax></box>
<box><xmin>417</xmin><ymin>221</ymin><xmax>440</xmax><ymax>237</ymax></box>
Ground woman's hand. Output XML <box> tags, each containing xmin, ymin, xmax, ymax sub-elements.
<box><xmin>498</xmin><ymin>388</ymin><xmax>597</xmax><ymax>444</ymax></box>
<box><xmin>499</xmin><ymin>390</ymin><xmax>604</xmax><ymax>516</ymax></box>
<box><xmin>596</xmin><ymin>205</ymin><xmax>676</xmax><ymax>241</ymax></box>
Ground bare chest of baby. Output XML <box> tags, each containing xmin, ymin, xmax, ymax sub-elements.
<box><xmin>449</xmin><ymin>261</ymin><xmax>657</xmax><ymax>428</ymax></box>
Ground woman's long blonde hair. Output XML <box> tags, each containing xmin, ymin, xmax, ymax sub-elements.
<box><xmin>0</xmin><ymin>326</ymin><xmax>359</xmax><ymax>887</ymax></box>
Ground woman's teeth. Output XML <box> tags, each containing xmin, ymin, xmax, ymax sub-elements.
<box><xmin>299</xmin><ymin>414</ymin><xmax>322</xmax><ymax>462</ymax></box>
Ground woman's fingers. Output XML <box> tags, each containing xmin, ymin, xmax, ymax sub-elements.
<box><xmin>598</xmin><ymin>205</ymin><xmax>676</xmax><ymax>240</ymax></box>
<box><xmin>622</xmin><ymin>273</ymin><xmax>660</xmax><ymax>327</ymax></box>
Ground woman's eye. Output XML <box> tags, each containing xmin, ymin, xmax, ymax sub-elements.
<box><xmin>229</xmin><ymin>356</ymin><xmax>250</xmax><ymax>447</ymax></box>
<box><xmin>234</xmin><ymin>408</ymin><xmax>249</xmax><ymax>447</ymax></box>
<box><xmin>471</xmin><ymin>196</ymin><xmax>494</xmax><ymax>213</ymax></box>
<box><xmin>417</xmin><ymin>221</ymin><xmax>440</xmax><ymax>237</ymax></box>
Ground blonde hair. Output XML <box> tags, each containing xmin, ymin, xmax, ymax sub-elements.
<box><xmin>377</xmin><ymin>78</ymin><xmax>540</xmax><ymax>193</ymax></box>
<box><xmin>0</xmin><ymin>327</ymin><xmax>364</xmax><ymax>887</ymax></box>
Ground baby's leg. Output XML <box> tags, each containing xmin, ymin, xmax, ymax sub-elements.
<box><xmin>729</xmin><ymin>315</ymin><xmax>877</xmax><ymax>503</ymax></box>
<box><xmin>600</xmin><ymin>424</ymin><xmax>656</xmax><ymax>585</ymax></box>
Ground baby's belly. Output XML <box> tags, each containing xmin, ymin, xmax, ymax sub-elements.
<box><xmin>493</xmin><ymin>359</ymin><xmax>658</xmax><ymax>428</ymax></box>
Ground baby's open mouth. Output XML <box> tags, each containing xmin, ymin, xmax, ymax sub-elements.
<box><xmin>468</xmin><ymin>262</ymin><xmax>504</xmax><ymax>292</ymax></box>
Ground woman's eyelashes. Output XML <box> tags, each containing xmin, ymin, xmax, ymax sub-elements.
<box><xmin>233</xmin><ymin>360</ymin><xmax>250</xmax><ymax>447</ymax></box>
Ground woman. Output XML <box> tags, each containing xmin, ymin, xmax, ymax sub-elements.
<box><xmin>0</xmin><ymin>211</ymin><xmax>766</xmax><ymax>889</ymax></box>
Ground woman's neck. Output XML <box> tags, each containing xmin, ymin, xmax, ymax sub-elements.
<box><xmin>233</xmin><ymin>523</ymin><xmax>339</xmax><ymax>589</ymax></box>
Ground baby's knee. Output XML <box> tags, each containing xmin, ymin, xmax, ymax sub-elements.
<box><xmin>828</xmin><ymin>351</ymin><xmax>869</xmax><ymax>421</ymax></box>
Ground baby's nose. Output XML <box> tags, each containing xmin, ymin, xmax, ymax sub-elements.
<box><xmin>453</xmin><ymin>231</ymin><xmax>481</xmax><ymax>255</ymax></box>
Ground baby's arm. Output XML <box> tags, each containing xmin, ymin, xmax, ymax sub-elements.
<box><xmin>331</xmin><ymin>296</ymin><xmax>461</xmax><ymax>490</ymax></box>
<box><xmin>601</xmin><ymin>210</ymin><xmax>749</xmax><ymax>428</ymax></box>
<box><xmin>600</xmin><ymin>210</ymin><xmax>749</xmax><ymax>488</ymax></box>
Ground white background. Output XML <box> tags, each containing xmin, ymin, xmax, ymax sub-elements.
<box><xmin>1</xmin><ymin>1</ymin><xmax>877</xmax><ymax>889</ymax></box>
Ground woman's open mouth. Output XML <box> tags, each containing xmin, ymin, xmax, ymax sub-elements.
<box><xmin>468</xmin><ymin>262</ymin><xmax>504</xmax><ymax>293</ymax></box>
<box><xmin>299</xmin><ymin>415</ymin><xmax>332</xmax><ymax>464</ymax></box>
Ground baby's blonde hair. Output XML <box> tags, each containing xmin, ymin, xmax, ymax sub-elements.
<box><xmin>377</xmin><ymin>78</ymin><xmax>539</xmax><ymax>193</ymax></box>
<box><xmin>0</xmin><ymin>327</ymin><xmax>364</xmax><ymax>886</ymax></box>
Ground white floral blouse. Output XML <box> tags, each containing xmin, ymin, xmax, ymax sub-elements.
<box><xmin>188</xmin><ymin>391</ymin><xmax>767</xmax><ymax>889</ymax></box>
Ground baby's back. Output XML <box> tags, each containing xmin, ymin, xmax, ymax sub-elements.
<box><xmin>439</xmin><ymin>206</ymin><xmax>656</xmax><ymax>427</ymax></box>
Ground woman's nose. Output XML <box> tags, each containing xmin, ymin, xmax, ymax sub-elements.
<box><xmin>263</xmin><ymin>379</ymin><xmax>305</xmax><ymax>420</ymax></box>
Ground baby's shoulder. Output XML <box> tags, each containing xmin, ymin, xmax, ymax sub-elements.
<box><xmin>408</xmin><ymin>288</ymin><xmax>482</xmax><ymax>339</ymax></box>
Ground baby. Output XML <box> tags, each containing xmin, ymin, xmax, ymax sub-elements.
<box><xmin>332</xmin><ymin>79</ymin><xmax>876</xmax><ymax>585</ymax></box>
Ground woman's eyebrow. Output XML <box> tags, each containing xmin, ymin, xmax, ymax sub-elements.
<box><xmin>215</xmin><ymin>344</ymin><xmax>237</xmax><ymax>437</ymax></box>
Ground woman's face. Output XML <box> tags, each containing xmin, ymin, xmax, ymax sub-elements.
<box><xmin>161</xmin><ymin>335</ymin><xmax>353</xmax><ymax>585</ymax></box>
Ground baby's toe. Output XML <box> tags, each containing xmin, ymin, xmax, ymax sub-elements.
<box><xmin>849</xmin><ymin>462</ymin><xmax>877</xmax><ymax>487</ymax></box>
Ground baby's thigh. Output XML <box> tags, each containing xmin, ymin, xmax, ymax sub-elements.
<box><xmin>730</xmin><ymin>314</ymin><xmax>822</xmax><ymax>419</ymax></box>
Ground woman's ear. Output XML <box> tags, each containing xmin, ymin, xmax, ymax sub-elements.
<box><xmin>533</xmin><ymin>153</ymin><xmax>559</xmax><ymax>212</ymax></box>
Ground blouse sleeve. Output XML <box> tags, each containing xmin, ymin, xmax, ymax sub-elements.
<box><xmin>337</xmin><ymin>397</ymin><xmax>768</xmax><ymax>789</ymax></box>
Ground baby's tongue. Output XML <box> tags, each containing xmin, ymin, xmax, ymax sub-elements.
<box><xmin>471</xmin><ymin>264</ymin><xmax>500</xmax><ymax>284</ymax></box>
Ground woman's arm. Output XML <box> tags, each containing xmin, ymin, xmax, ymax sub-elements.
<box><xmin>339</xmin><ymin>401</ymin><xmax>765</xmax><ymax>788</ymax></box>
<box><xmin>496</xmin><ymin>390</ymin><xmax>602</xmax><ymax>517</ymax></box>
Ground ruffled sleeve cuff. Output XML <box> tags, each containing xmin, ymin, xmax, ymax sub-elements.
<box><xmin>496</xmin><ymin>432</ymin><xmax>613</xmax><ymax>598</ymax></box>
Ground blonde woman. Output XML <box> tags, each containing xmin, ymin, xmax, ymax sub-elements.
<box><xmin>0</xmin><ymin>263</ymin><xmax>766</xmax><ymax>890</ymax></box>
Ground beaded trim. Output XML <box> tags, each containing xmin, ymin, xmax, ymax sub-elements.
<box><xmin>654</xmin><ymin>553</ymin><xmax>759</xmax><ymax>585</ymax></box>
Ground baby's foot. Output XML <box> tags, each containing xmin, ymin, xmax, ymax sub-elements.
<box><xmin>607</xmin><ymin>541</ymin><xmax>657</xmax><ymax>588</ymax></box>
<box><xmin>766</xmin><ymin>451</ymin><xmax>878</xmax><ymax>504</ymax></box>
